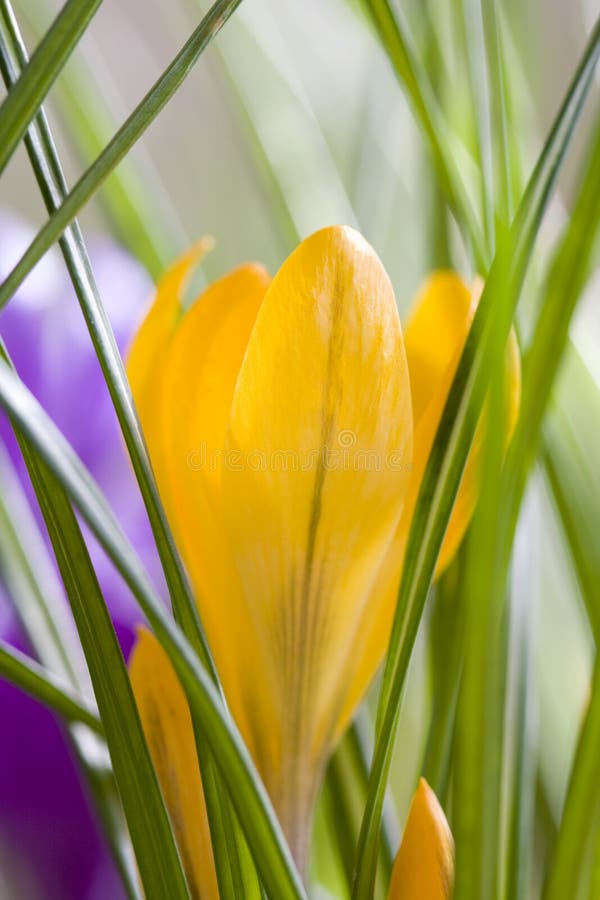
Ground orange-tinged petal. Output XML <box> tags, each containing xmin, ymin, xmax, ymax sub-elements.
<box><xmin>388</xmin><ymin>778</ymin><xmax>454</xmax><ymax>900</ymax></box>
<box><xmin>220</xmin><ymin>226</ymin><xmax>413</xmax><ymax>853</ymax></box>
<box><xmin>129</xmin><ymin>628</ymin><xmax>218</xmax><ymax>900</ymax></box>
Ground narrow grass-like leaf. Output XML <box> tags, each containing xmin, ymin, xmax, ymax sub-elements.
<box><xmin>0</xmin><ymin>443</ymin><xmax>140</xmax><ymax>900</ymax></box>
<box><xmin>0</xmin><ymin>443</ymin><xmax>84</xmax><ymax>685</ymax></box>
<box><xmin>352</xmin><ymin>20</ymin><xmax>600</xmax><ymax>898</ymax></box>
<box><xmin>503</xmin><ymin>571</ymin><xmax>536</xmax><ymax>900</ymax></box>
<box><xmin>453</xmin><ymin>299</ymin><xmax>511</xmax><ymax>900</ymax></box>
<box><xmin>0</xmin><ymin>360</ymin><xmax>307</xmax><ymax>900</ymax></box>
<box><xmin>360</xmin><ymin>0</ymin><xmax>486</xmax><ymax>266</ymax></box>
<box><xmin>541</xmin><ymin>385</ymin><xmax>600</xmax><ymax>897</ymax></box>
<box><xmin>422</xmin><ymin>555</ymin><xmax>466</xmax><ymax>800</ymax></box>
<box><xmin>482</xmin><ymin>0</ymin><xmax>514</xmax><ymax>221</ymax></box>
<box><xmin>19</xmin><ymin>0</ymin><xmax>188</xmax><ymax>277</ymax></box>
<box><xmin>325</xmin><ymin>711</ymin><xmax>398</xmax><ymax>896</ymax></box>
<box><xmin>543</xmin><ymin>410</ymin><xmax>600</xmax><ymax>643</ymax></box>
<box><xmin>15</xmin><ymin>447</ymin><xmax>191</xmax><ymax>900</ymax></box>
<box><xmin>542</xmin><ymin>660</ymin><xmax>600</xmax><ymax>900</ymax></box>
<box><xmin>0</xmin><ymin>640</ymin><xmax>102</xmax><ymax>733</ymax></box>
<box><xmin>0</xmin><ymin>0</ymin><xmax>242</xmax><ymax>312</ymax></box>
<box><xmin>493</xmin><ymin>110</ymin><xmax>600</xmax><ymax>567</ymax></box>
<box><xmin>459</xmin><ymin>0</ymin><xmax>494</xmax><ymax>250</ymax></box>
<box><xmin>0</xmin><ymin>0</ymin><xmax>102</xmax><ymax>174</ymax></box>
<box><xmin>0</xmin><ymin>7</ymin><xmax>253</xmax><ymax>893</ymax></box>
<box><xmin>470</xmin><ymin>80</ymin><xmax>600</xmax><ymax>900</ymax></box>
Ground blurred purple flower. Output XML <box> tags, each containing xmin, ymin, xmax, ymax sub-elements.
<box><xmin>0</xmin><ymin>211</ymin><xmax>160</xmax><ymax>900</ymax></box>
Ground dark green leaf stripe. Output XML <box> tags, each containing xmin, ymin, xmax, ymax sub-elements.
<box><xmin>0</xmin><ymin>361</ymin><xmax>307</xmax><ymax>900</ymax></box>
<box><xmin>352</xmin><ymin>17</ymin><xmax>600</xmax><ymax>898</ymax></box>
<box><xmin>0</xmin><ymin>0</ymin><xmax>242</xmax><ymax>314</ymax></box>
<box><xmin>0</xmin><ymin>0</ymin><xmax>103</xmax><ymax>174</ymax></box>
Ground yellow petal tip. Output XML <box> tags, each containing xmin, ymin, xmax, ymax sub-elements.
<box><xmin>388</xmin><ymin>778</ymin><xmax>454</xmax><ymax>899</ymax></box>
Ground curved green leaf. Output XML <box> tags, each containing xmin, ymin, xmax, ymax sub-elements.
<box><xmin>0</xmin><ymin>442</ymin><xmax>141</xmax><ymax>900</ymax></box>
<box><xmin>10</xmin><ymin>431</ymin><xmax>191</xmax><ymax>899</ymax></box>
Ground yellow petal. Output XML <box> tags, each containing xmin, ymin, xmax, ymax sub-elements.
<box><xmin>127</xmin><ymin>238</ymin><xmax>214</xmax><ymax>500</ymax></box>
<box><xmin>220</xmin><ymin>226</ymin><xmax>413</xmax><ymax>847</ymax></box>
<box><xmin>388</xmin><ymin>778</ymin><xmax>454</xmax><ymax>900</ymax></box>
<box><xmin>129</xmin><ymin>259</ymin><xmax>274</xmax><ymax>759</ymax></box>
<box><xmin>158</xmin><ymin>263</ymin><xmax>276</xmax><ymax>753</ymax></box>
<box><xmin>403</xmin><ymin>271</ymin><xmax>476</xmax><ymax>576</ymax></box>
<box><xmin>129</xmin><ymin>628</ymin><xmax>218</xmax><ymax>900</ymax></box>
<box><xmin>335</xmin><ymin>272</ymin><xmax>521</xmax><ymax>736</ymax></box>
<box><xmin>128</xmin><ymin>230</ymin><xmax>413</xmax><ymax>865</ymax></box>
<box><xmin>404</xmin><ymin>271</ymin><xmax>521</xmax><ymax>575</ymax></box>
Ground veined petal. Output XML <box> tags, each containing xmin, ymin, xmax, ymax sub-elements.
<box><xmin>388</xmin><ymin>778</ymin><xmax>454</xmax><ymax>900</ymax></box>
<box><xmin>129</xmin><ymin>628</ymin><xmax>218</xmax><ymax>900</ymax></box>
<box><xmin>220</xmin><ymin>226</ymin><xmax>412</xmax><ymax>850</ymax></box>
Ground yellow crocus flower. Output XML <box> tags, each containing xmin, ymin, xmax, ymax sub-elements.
<box><xmin>127</xmin><ymin>226</ymin><xmax>520</xmax><ymax>875</ymax></box>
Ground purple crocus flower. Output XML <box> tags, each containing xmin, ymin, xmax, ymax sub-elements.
<box><xmin>0</xmin><ymin>211</ymin><xmax>160</xmax><ymax>900</ymax></box>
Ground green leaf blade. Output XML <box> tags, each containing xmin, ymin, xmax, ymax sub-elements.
<box><xmin>0</xmin><ymin>0</ymin><xmax>102</xmax><ymax>175</ymax></box>
<box><xmin>352</xmin><ymin>17</ymin><xmax>600</xmax><ymax>898</ymax></box>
